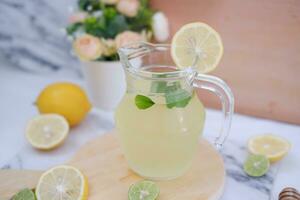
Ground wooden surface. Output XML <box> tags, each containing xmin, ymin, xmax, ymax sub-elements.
<box><xmin>0</xmin><ymin>132</ymin><xmax>225</xmax><ymax>200</ymax></box>
<box><xmin>0</xmin><ymin>170</ymin><xmax>42</xmax><ymax>199</ymax></box>
<box><xmin>152</xmin><ymin>0</ymin><xmax>300</xmax><ymax>124</ymax></box>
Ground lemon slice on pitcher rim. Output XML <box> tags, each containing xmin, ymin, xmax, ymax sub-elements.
<box><xmin>171</xmin><ymin>22</ymin><xmax>223</xmax><ymax>73</ymax></box>
<box><xmin>25</xmin><ymin>114</ymin><xmax>69</xmax><ymax>150</ymax></box>
<box><xmin>248</xmin><ymin>134</ymin><xmax>291</xmax><ymax>162</ymax></box>
<box><xmin>35</xmin><ymin>165</ymin><xmax>88</xmax><ymax>200</ymax></box>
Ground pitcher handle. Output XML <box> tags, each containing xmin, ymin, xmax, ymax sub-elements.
<box><xmin>193</xmin><ymin>73</ymin><xmax>234</xmax><ymax>149</ymax></box>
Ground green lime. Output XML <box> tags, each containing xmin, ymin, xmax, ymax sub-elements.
<box><xmin>128</xmin><ymin>180</ymin><xmax>160</xmax><ymax>200</ymax></box>
<box><xmin>12</xmin><ymin>188</ymin><xmax>36</xmax><ymax>200</ymax></box>
<box><xmin>243</xmin><ymin>154</ymin><xmax>270</xmax><ymax>177</ymax></box>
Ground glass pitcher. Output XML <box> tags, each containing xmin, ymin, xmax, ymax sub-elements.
<box><xmin>116</xmin><ymin>42</ymin><xmax>234</xmax><ymax>180</ymax></box>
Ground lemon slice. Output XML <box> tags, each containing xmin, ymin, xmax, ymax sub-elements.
<box><xmin>248</xmin><ymin>134</ymin><xmax>291</xmax><ymax>163</ymax></box>
<box><xmin>36</xmin><ymin>165</ymin><xmax>88</xmax><ymax>200</ymax></box>
<box><xmin>25</xmin><ymin>114</ymin><xmax>69</xmax><ymax>150</ymax></box>
<box><xmin>171</xmin><ymin>22</ymin><xmax>223</xmax><ymax>73</ymax></box>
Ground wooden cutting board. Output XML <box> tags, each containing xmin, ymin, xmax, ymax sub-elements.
<box><xmin>0</xmin><ymin>132</ymin><xmax>225</xmax><ymax>200</ymax></box>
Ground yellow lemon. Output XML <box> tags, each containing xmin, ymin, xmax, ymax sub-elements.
<box><xmin>36</xmin><ymin>165</ymin><xmax>88</xmax><ymax>200</ymax></box>
<box><xmin>26</xmin><ymin>114</ymin><xmax>69</xmax><ymax>150</ymax></box>
<box><xmin>171</xmin><ymin>22</ymin><xmax>223</xmax><ymax>73</ymax></box>
<box><xmin>248</xmin><ymin>134</ymin><xmax>291</xmax><ymax>163</ymax></box>
<box><xmin>36</xmin><ymin>82</ymin><xmax>91</xmax><ymax>126</ymax></box>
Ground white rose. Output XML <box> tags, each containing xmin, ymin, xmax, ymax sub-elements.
<box><xmin>117</xmin><ymin>0</ymin><xmax>140</xmax><ymax>17</ymax></box>
<box><xmin>152</xmin><ymin>12</ymin><xmax>170</xmax><ymax>42</ymax></box>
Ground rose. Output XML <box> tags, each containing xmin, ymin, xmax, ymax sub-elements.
<box><xmin>117</xmin><ymin>0</ymin><xmax>140</xmax><ymax>17</ymax></box>
<box><xmin>68</xmin><ymin>12</ymin><xmax>88</xmax><ymax>24</ymax></box>
<box><xmin>115</xmin><ymin>31</ymin><xmax>144</xmax><ymax>49</ymax></box>
<box><xmin>152</xmin><ymin>12</ymin><xmax>170</xmax><ymax>42</ymax></box>
<box><xmin>73</xmin><ymin>34</ymin><xmax>104</xmax><ymax>61</ymax></box>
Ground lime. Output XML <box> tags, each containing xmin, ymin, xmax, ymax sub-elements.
<box><xmin>243</xmin><ymin>154</ymin><xmax>270</xmax><ymax>177</ymax></box>
<box><xmin>128</xmin><ymin>180</ymin><xmax>159</xmax><ymax>200</ymax></box>
<box><xmin>12</xmin><ymin>188</ymin><xmax>36</xmax><ymax>200</ymax></box>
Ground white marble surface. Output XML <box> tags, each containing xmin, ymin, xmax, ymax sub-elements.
<box><xmin>0</xmin><ymin>0</ymin><xmax>300</xmax><ymax>199</ymax></box>
<box><xmin>1</xmin><ymin>66</ymin><xmax>300</xmax><ymax>200</ymax></box>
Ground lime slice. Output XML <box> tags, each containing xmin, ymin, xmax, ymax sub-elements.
<box><xmin>248</xmin><ymin>134</ymin><xmax>290</xmax><ymax>163</ymax></box>
<box><xmin>35</xmin><ymin>165</ymin><xmax>88</xmax><ymax>200</ymax></box>
<box><xmin>171</xmin><ymin>22</ymin><xmax>223</xmax><ymax>73</ymax></box>
<box><xmin>243</xmin><ymin>154</ymin><xmax>270</xmax><ymax>177</ymax></box>
<box><xmin>128</xmin><ymin>180</ymin><xmax>160</xmax><ymax>200</ymax></box>
<box><xmin>12</xmin><ymin>188</ymin><xmax>36</xmax><ymax>200</ymax></box>
<box><xmin>25</xmin><ymin>114</ymin><xmax>69</xmax><ymax>150</ymax></box>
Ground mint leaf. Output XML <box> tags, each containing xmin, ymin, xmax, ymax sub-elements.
<box><xmin>12</xmin><ymin>188</ymin><xmax>36</xmax><ymax>200</ymax></box>
<box><xmin>151</xmin><ymin>81</ymin><xmax>167</xmax><ymax>93</ymax></box>
<box><xmin>150</xmin><ymin>74</ymin><xmax>167</xmax><ymax>93</ymax></box>
<box><xmin>165</xmin><ymin>88</ymin><xmax>192</xmax><ymax>109</ymax></box>
<box><xmin>150</xmin><ymin>73</ymin><xmax>181</xmax><ymax>94</ymax></box>
<box><xmin>135</xmin><ymin>95</ymin><xmax>155</xmax><ymax>109</ymax></box>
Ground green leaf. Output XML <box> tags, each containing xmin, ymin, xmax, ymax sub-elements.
<box><xmin>151</xmin><ymin>81</ymin><xmax>167</xmax><ymax>93</ymax></box>
<box><xmin>66</xmin><ymin>22</ymin><xmax>83</xmax><ymax>36</ymax></box>
<box><xmin>150</xmin><ymin>74</ymin><xmax>167</xmax><ymax>93</ymax></box>
<box><xmin>127</xmin><ymin>0</ymin><xmax>154</xmax><ymax>32</ymax></box>
<box><xmin>135</xmin><ymin>95</ymin><xmax>155</xmax><ymax>109</ymax></box>
<box><xmin>84</xmin><ymin>16</ymin><xmax>106</xmax><ymax>38</ymax></box>
<box><xmin>78</xmin><ymin>0</ymin><xmax>101</xmax><ymax>11</ymax></box>
<box><xmin>165</xmin><ymin>88</ymin><xmax>192</xmax><ymax>109</ymax></box>
<box><xmin>12</xmin><ymin>188</ymin><xmax>36</xmax><ymax>200</ymax></box>
<box><xmin>103</xmin><ymin>7</ymin><xmax>117</xmax><ymax>20</ymax></box>
<box><xmin>106</xmin><ymin>15</ymin><xmax>129</xmax><ymax>38</ymax></box>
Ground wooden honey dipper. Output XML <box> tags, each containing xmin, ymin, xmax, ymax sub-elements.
<box><xmin>279</xmin><ymin>187</ymin><xmax>300</xmax><ymax>200</ymax></box>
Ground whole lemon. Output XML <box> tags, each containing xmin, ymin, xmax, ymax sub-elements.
<box><xmin>36</xmin><ymin>82</ymin><xmax>92</xmax><ymax>126</ymax></box>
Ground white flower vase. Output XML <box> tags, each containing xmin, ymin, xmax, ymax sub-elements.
<box><xmin>80</xmin><ymin>61</ymin><xmax>126</xmax><ymax>111</ymax></box>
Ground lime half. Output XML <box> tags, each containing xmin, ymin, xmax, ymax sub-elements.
<box><xmin>128</xmin><ymin>180</ymin><xmax>160</xmax><ymax>200</ymax></box>
<box><xmin>243</xmin><ymin>154</ymin><xmax>270</xmax><ymax>177</ymax></box>
<box><xmin>12</xmin><ymin>188</ymin><xmax>36</xmax><ymax>200</ymax></box>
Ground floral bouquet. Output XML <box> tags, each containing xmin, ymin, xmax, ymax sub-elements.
<box><xmin>66</xmin><ymin>0</ymin><xmax>169</xmax><ymax>61</ymax></box>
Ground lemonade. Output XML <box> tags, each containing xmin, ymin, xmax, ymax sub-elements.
<box><xmin>116</xmin><ymin>23</ymin><xmax>234</xmax><ymax>180</ymax></box>
<box><xmin>115</xmin><ymin>84</ymin><xmax>205</xmax><ymax>179</ymax></box>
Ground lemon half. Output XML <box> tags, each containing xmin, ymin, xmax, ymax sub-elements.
<box><xmin>171</xmin><ymin>22</ymin><xmax>223</xmax><ymax>73</ymax></box>
<box><xmin>36</xmin><ymin>165</ymin><xmax>88</xmax><ymax>200</ymax></box>
<box><xmin>26</xmin><ymin>114</ymin><xmax>69</xmax><ymax>150</ymax></box>
<box><xmin>248</xmin><ymin>134</ymin><xmax>291</xmax><ymax>163</ymax></box>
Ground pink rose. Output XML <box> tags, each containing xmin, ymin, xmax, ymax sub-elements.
<box><xmin>73</xmin><ymin>34</ymin><xmax>104</xmax><ymax>61</ymax></box>
<box><xmin>68</xmin><ymin>12</ymin><xmax>88</xmax><ymax>24</ymax></box>
<box><xmin>115</xmin><ymin>31</ymin><xmax>143</xmax><ymax>49</ymax></box>
<box><xmin>117</xmin><ymin>0</ymin><xmax>140</xmax><ymax>17</ymax></box>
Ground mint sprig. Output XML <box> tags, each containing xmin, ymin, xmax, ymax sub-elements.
<box><xmin>135</xmin><ymin>95</ymin><xmax>155</xmax><ymax>109</ymax></box>
<box><xmin>165</xmin><ymin>88</ymin><xmax>192</xmax><ymax>109</ymax></box>
<box><xmin>12</xmin><ymin>188</ymin><xmax>36</xmax><ymax>200</ymax></box>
